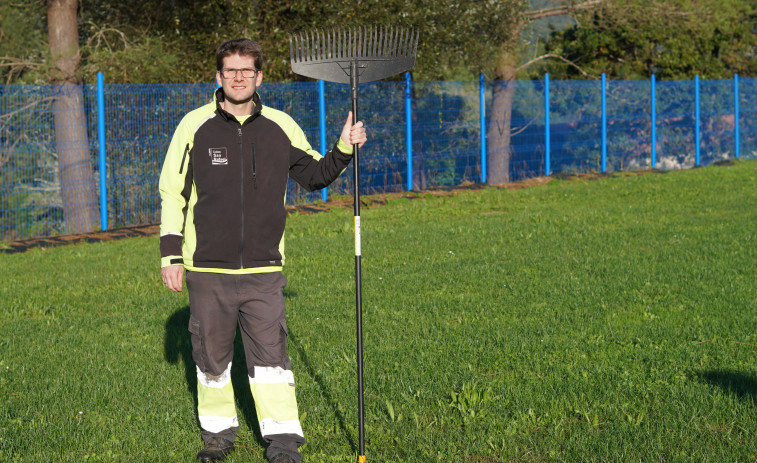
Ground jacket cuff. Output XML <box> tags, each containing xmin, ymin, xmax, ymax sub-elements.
<box><xmin>161</xmin><ymin>256</ymin><xmax>184</xmax><ymax>268</ymax></box>
<box><xmin>336</xmin><ymin>138</ymin><xmax>353</xmax><ymax>155</ymax></box>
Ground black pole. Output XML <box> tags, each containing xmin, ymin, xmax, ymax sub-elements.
<box><xmin>350</xmin><ymin>60</ymin><xmax>366</xmax><ymax>463</ymax></box>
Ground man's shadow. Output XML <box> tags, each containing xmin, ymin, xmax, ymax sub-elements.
<box><xmin>698</xmin><ymin>369</ymin><xmax>757</xmax><ymax>401</ymax></box>
<box><xmin>288</xmin><ymin>328</ymin><xmax>357</xmax><ymax>452</ymax></box>
<box><xmin>163</xmin><ymin>306</ymin><xmax>266</xmax><ymax>447</ymax></box>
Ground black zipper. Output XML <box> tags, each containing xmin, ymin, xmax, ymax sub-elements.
<box><xmin>238</xmin><ymin>126</ymin><xmax>245</xmax><ymax>269</ymax></box>
<box><xmin>179</xmin><ymin>143</ymin><xmax>189</xmax><ymax>174</ymax></box>
<box><xmin>251</xmin><ymin>143</ymin><xmax>257</xmax><ymax>189</ymax></box>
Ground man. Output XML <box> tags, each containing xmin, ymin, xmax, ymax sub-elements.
<box><xmin>159</xmin><ymin>38</ymin><xmax>367</xmax><ymax>463</ymax></box>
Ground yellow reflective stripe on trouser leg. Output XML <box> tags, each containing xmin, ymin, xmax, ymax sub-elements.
<box><xmin>250</xmin><ymin>366</ymin><xmax>303</xmax><ymax>437</ymax></box>
<box><xmin>197</xmin><ymin>363</ymin><xmax>239</xmax><ymax>433</ymax></box>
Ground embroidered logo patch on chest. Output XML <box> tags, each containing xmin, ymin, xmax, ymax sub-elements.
<box><xmin>209</xmin><ymin>147</ymin><xmax>228</xmax><ymax>165</ymax></box>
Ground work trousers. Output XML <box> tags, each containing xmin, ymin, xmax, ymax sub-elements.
<box><xmin>186</xmin><ymin>270</ymin><xmax>304</xmax><ymax>463</ymax></box>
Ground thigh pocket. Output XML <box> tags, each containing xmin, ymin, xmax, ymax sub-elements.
<box><xmin>253</xmin><ymin>318</ymin><xmax>289</xmax><ymax>367</ymax></box>
<box><xmin>188</xmin><ymin>315</ymin><xmax>207</xmax><ymax>372</ymax></box>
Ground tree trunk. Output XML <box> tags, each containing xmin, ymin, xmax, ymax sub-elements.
<box><xmin>47</xmin><ymin>0</ymin><xmax>99</xmax><ymax>233</ymax></box>
<box><xmin>486</xmin><ymin>63</ymin><xmax>517</xmax><ymax>184</ymax></box>
<box><xmin>486</xmin><ymin>39</ymin><xmax>520</xmax><ymax>185</ymax></box>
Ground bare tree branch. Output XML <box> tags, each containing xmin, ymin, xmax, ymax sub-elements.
<box><xmin>511</xmin><ymin>116</ymin><xmax>539</xmax><ymax>137</ymax></box>
<box><xmin>525</xmin><ymin>0</ymin><xmax>603</xmax><ymax>20</ymax></box>
<box><xmin>0</xmin><ymin>57</ymin><xmax>44</xmax><ymax>84</ymax></box>
<box><xmin>0</xmin><ymin>57</ymin><xmax>42</xmax><ymax>68</ymax></box>
<box><xmin>515</xmin><ymin>53</ymin><xmax>595</xmax><ymax>77</ymax></box>
<box><xmin>85</xmin><ymin>21</ymin><xmax>133</xmax><ymax>51</ymax></box>
<box><xmin>0</xmin><ymin>97</ymin><xmax>55</xmax><ymax>121</ymax></box>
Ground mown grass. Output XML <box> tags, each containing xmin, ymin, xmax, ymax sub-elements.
<box><xmin>1</xmin><ymin>160</ymin><xmax>756</xmax><ymax>462</ymax></box>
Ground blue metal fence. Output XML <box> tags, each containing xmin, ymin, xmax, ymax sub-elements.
<box><xmin>0</xmin><ymin>75</ymin><xmax>754</xmax><ymax>240</ymax></box>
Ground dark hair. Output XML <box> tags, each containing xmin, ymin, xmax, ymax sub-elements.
<box><xmin>215</xmin><ymin>39</ymin><xmax>263</xmax><ymax>71</ymax></box>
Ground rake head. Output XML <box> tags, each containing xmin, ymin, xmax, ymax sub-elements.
<box><xmin>289</xmin><ymin>25</ymin><xmax>418</xmax><ymax>84</ymax></box>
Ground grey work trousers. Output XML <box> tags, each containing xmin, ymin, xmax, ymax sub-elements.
<box><xmin>186</xmin><ymin>270</ymin><xmax>304</xmax><ymax>462</ymax></box>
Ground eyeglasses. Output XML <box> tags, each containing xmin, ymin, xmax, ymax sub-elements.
<box><xmin>220</xmin><ymin>68</ymin><xmax>258</xmax><ymax>79</ymax></box>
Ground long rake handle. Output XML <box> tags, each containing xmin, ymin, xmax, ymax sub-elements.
<box><xmin>350</xmin><ymin>60</ymin><xmax>366</xmax><ymax>463</ymax></box>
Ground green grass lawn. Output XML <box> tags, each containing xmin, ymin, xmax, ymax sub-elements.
<box><xmin>1</xmin><ymin>160</ymin><xmax>756</xmax><ymax>462</ymax></box>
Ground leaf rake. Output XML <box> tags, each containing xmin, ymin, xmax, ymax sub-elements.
<box><xmin>289</xmin><ymin>25</ymin><xmax>418</xmax><ymax>463</ymax></box>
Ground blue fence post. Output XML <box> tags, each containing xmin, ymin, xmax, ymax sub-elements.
<box><xmin>405</xmin><ymin>72</ymin><xmax>413</xmax><ymax>191</ymax></box>
<box><xmin>695</xmin><ymin>75</ymin><xmax>700</xmax><ymax>167</ymax></box>
<box><xmin>651</xmin><ymin>75</ymin><xmax>657</xmax><ymax>169</ymax></box>
<box><xmin>544</xmin><ymin>74</ymin><xmax>551</xmax><ymax>176</ymax></box>
<box><xmin>318</xmin><ymin>80</ymin><xmax>328</xmax><ymax>201</ymax></box>
<box><xmin>479</xmin><ymin>73</ymin><xmax>487</xmax><ymax>184</ymax></box>
<box><xmin>734</xmin><ymin>74</ymin><xmax>740</xmax><ymax>159</ymax></box>
<box><xmin>601</xmin><ymin>73</ymin><xmax>607</xmax><ymax>173</ymax></box>
<box><xmin>96</xmin><ymin>72</ymin><xmax>108</xmax><ymax>231</ymax></box>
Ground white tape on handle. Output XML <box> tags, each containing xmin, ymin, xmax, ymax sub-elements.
<box><xmin>354</xmin><ymin>215</ymin><xmax>361</xmax><ymax>256</ymax></box>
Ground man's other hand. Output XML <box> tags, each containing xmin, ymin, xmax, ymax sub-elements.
<box><xmin>161</xmin><ymin>265</ymin><xmax>184</xmax><ymax>292</ymax></box>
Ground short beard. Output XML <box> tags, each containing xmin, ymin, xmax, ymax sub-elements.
<box><xmin>224</xmin><ymin>92</ymin><xmax>254</xmax><ymax>106</ymax></box>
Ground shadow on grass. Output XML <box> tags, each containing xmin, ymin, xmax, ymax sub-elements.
<box><xmin>698</xmin><ymin>369</ymin><xmax>757</xmax><ymax>401</ymax></box>
<box><xmin>288</xmin><ymin>327</ymin><xmax>357</xmax><ymax>453</ymax></box>
<box><xmin>163</xmin><ymin>305</ymin><xmax>266</xmax><ymax>448</ymax></box>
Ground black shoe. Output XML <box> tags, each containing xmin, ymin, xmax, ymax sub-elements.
<box><xmin>196</xmin><ymin>437</ymin><xmax>234</xmax><ymax>462</ymax></box>
<box><xmin>268</xmin><ymin>453</ymin><xmax>295</xmax><ymax>463</ymax></box>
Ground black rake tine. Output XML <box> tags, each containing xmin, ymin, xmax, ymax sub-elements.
<box><xmin>384</xmin><ymin>26</ymin><xmax>392</xmax><ymax>57</ymax></box>
<box><xmin>347</xmin><ymin>27</ymin><xmax>352</xmax><ymax>59</ymax></box>
<box><xmin>348</xmin><ymin>26</ymin><xmax>352</xmax><ymax>58</ymax></box>
<box><xmin>299</xmin><ymin>33</ymin><xmax>305</xmax><ymax>61</ymax></box>
<box><xmin>357</xmin><ymin>26</ymin><xmax>362</xmax><ymax>57</ymax></box>
<box><xmin>325</xmin><ymin>29</ymin><xmax>331</xmax><ymax>60</ymax></box>
<box><xmin>324</xmin><ymin>29</ymin><xmax>329</xmax><ymax>60</ymax></box>
<box><xmin>296</xmin><ymin>33</ymin><xmax>304</xmax><ymax>62</ymax></box>
<box><xmin>359</xmin><ymin>25</ymin><xmax>363</xmax><ymax>57</ymax></box>
<box><xmin>368</xmin><ymin>25</ymin><xmax>374</xmax><ymax>56</ymax></box>
<box><xmin>354</xmin><ymin>26</ymin><xmax>360</xmax><ymax>58</ymax></box>
<box><xmin>311</xmin><ymin>30</ymin><xmax>317</xmax><ymax>61</ymax></box>
<box><xmin>296</xmin><ymin>32</ymin><xmax>302</xmax><ymax>62</ymax></box>
<box><xmin>403</xmin><ymin>29</ymin><xmax>412</xmax><ymax>56</ymax></box>
<box><xmin>401</xmin><ymin>28</ymin><xmax>410</xmax><ymax>56</ymax></box>
<box><xmin>390</xmin><ymin>26</ymin><xmax>399</xmax><ymax>57</ymax></box>
<box><xmin>373</xmin><ymin>25</ymin><xmax>380</xmax><ymax>57</ymax></box>
<box><xmin>338</xmin><ymin>27</ymin><xmax>343</xmax><ymax>59</ymax></box>
<box><xmin>317</xmin><ymin>29</ymin><xmax>324</xmax><ymax>61</ymax></box>
<box><xmin>355</xmin><ymin>26</ymin><xmax>360</xmax><ymax>57</ymax></box>
<box><xmin>332</xmin><ymin>28</ymin><xmax>336</xmax><ymax>59</ymax></box>
<box><xmin>365</xmin><ymin>25</ymin><xmax>370</xmax><ymax>57</ymax></box>
<box><xmin>378</xmin><ymin>26</ymin><xmax>385</xmax><ymax>56</ymax></box>
<box><xmin>339</xmin><ymin>27</ymin><xmax>344</xmax><ymax>59</ymax></box>
<box><xmin>329</xmin><ymin>28</ymin><xmax>336</xmax><ymax>60</ymax></box>
<box><xmin>396</xmin><ymin>28</ymin><xmax>403</xmax><ymax>57</ymax></box>
<box><xmin>396</xmin><ymin>26</ymin><xmax>403</xmax><ymax>56</ymax></box>
<box><xmin>307</xmin><ymin>30</ymin><xmax>314</xmax><ymax>61</ymax></box>
<box><xmin>308</xmin><ymin>30</ymin><xmax>314</xmax><ymax>61</ymax></box>
<box><xmin>385</xmin><ymin>26</ymin><xmax>392</xmax><ymax>57</ymax></box>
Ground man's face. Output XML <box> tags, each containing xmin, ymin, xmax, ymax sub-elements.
<box><xmin>216</xmin><ymin>53</ymin><xmax>263</xmax><ymax>105</ymax></box>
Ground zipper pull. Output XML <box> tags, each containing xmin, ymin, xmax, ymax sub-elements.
<box><xmin>251</xmin><ymin>143</ymin><xmax>257</xmax><ymax>189</ymax></box>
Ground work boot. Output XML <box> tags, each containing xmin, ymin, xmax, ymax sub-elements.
<box><xmin>268</xmin><ymin>453</ymin><xmax>296</xmax><ymax>463</ymax></box>
<box><xmin>196</xmin><ymin>437</ymin><xmax>234</xmax><ymax>462</ymax></box>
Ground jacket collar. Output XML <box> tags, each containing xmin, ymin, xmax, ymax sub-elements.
<box><xmin>214</xmin><ymin>87</ymin><xmax>262</xmax><ymax>121</ymax></box>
